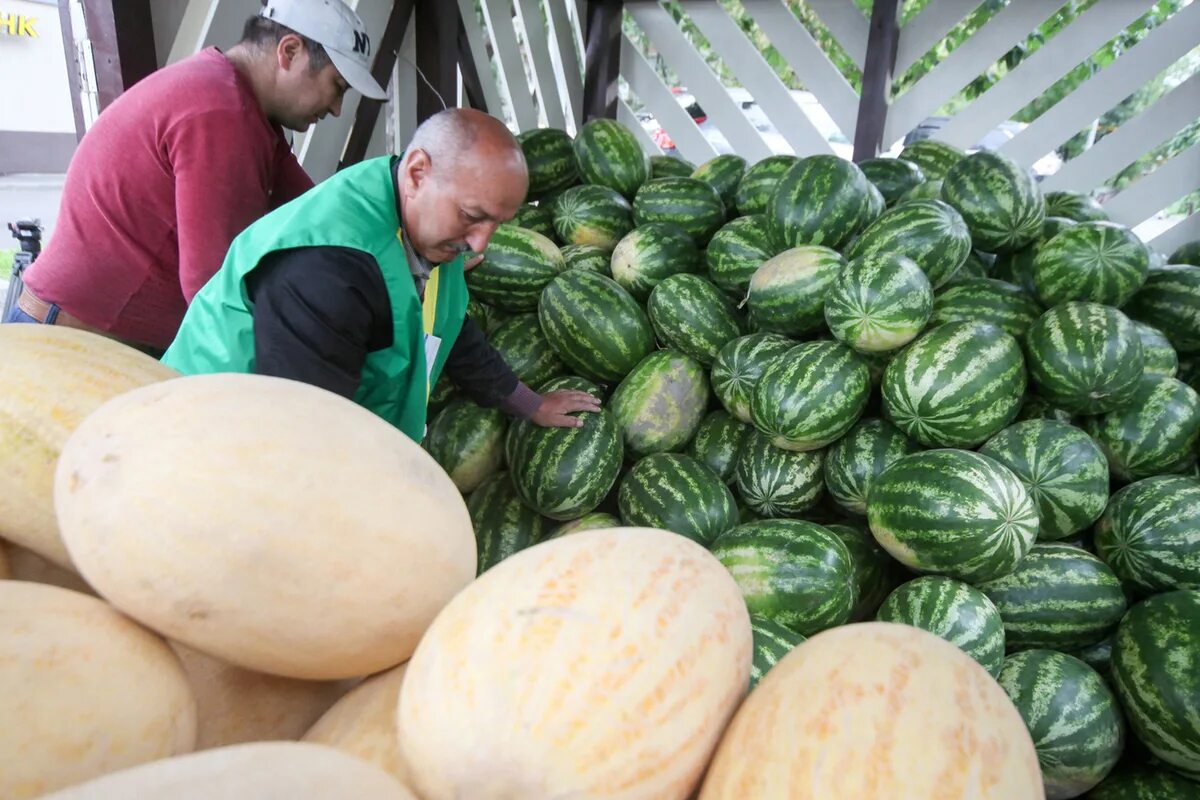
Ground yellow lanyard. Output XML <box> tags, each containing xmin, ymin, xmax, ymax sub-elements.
<box><xmin>399</xmin><ymin>229</ymin><xmax>442</xmax><ymax>401</ymax></box>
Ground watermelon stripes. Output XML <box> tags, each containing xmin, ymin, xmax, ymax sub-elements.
<box><xmin>876</xmin><ymin>576</ymin><xmax>1005</xmax><ymax>676</ymax></box>
<box><xmin>711</xmin><ymin>333</ymin><xmax>796</xmax><ymax>424</ymax></box>
<box><xmin>617</xmin><ymin>453</ymin><xmax>738</xmax><ymax>546</ymax></box>
<box><xmin>1083</xmin><ymin>374</ymin><xmax>1200</xmax><ymax>482</ymax></box>
<box><xmin>751</xmin><ymin>341</ymin><xmax>869</xmax><ymax>452</ymax></box>
<box><xmin>941</xmin><ymin>150</ymin><xmax>1046</xmax><ymax>254</ymax></box>
<box><xmin>1033</xmin><ymin>221</ymin><xmax>1150</xmax><ymax>308</ymax></box>
<box><xmin>1095</xmin><ymin>476</ymin><xmax>1200</xmax><ymax>594</ymax></box>
<box><xmin>735</xmin><ymin>431</ymin><xmax>825</xmax><ymax>518</ymax></box>
<box><xmin>823</xmin><ymin>418</ymin><xmax>920</xmax><ymax>517</ymax></box>
<box><xmin>749</xmin><ymin>615</ymin><xmax>805</xmax><ymax>689</ymax></box>
<box><xmin>824</xmin><ymin>253</ymin><xmax>933</xmax><ymax>352</ymax></box>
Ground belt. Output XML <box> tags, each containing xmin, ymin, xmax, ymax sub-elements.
<box><xmin>15</xmin><ymin>286</ymin><xmax>165</xmax><ymax>358</ymax></box>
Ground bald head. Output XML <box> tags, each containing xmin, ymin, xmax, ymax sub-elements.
<box><xmin>406</xmin><ymin>108</ymin><xmax>526</xmax><ymax>182</ymax></box>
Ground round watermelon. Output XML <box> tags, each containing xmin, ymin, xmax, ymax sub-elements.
<box><xmin>504</xmin><ymin>375</ymin><xmax>606</xmax><ymax>469</ymax></box>
<box><xmin>979</xmin><ymin>419</ymin><xmax>1110</xmax><ymax>542</ymax></box>
<box><xmin>691</xmin><ymin>154</ymin><xmax>746</xmax><ymax>211</ymax></box>
<box><xmin>735</xmin><ymin>430</ymin><xmax>825</xmax><ymax>518</ymax></box>
<box><xmin>766</xmin><ymin>154</ymin><xmax>873</xmax><ymax>252</ymax></box>
<box><xmin>1124</xmin><ymin>263</ymin><xmax>1200</xmax><ymax>355</ymax></box>
<box><xmin>751</xmin><ymin>341</ymin><xmax>870</xmax><ymax>452</ymax></box>
<box><xmin>997</xmin><ymin>649</ymin><xmax>1125</xmax><ymax>799</ymax></box>
<box><xmin>899</xmin><ymin>139</ymin><xmax>965</xmax><ymax>181</ymax></box>
<box><xmin>867</xmin><ymin>449</ymin><xmax>1038</xmax><ymax>583</ymax></box>
<box><xmin>468</xmin><ymin>472</ymin><xmax>551</xmax><ymax>574</ymax></box>
<box><xmin>1134</xmin><ymin>322</ymin><xmax>1180</xmax><ymax>377</ymax></box>
<box><xmin>1082</xmin><ymin>374</ymin><xmax>1200</xmax><ymax>482</ymax></box>
<box><xmin>746</xmin><ymin>245</ymin><xmax>845</xmax><ymax>337</ymax></box>
<box><xmin>548</xmin><ymin>512</ymin><xmax>620</xmax><ymax>538</ymax></box>
<box><xmin>518</xmin><ymin>127</ymin><xmax>579</xmax><ymax>199</ymax></box>
<box><xmin>1095</xmin><ymin>476</ymin><xmax>1200</xmax><ymax>595</ymax></box>
<box><xmin>648</xmin><ymin>273</ymin><xmax>743</xmax><ymax>366</ymax></box>
<box><xmin>706</xmin><ymin>215</ymin><xmax>773</xmax><ymax>299</ymax></box>
<box><xmin>748</xmin><ymin>615</ymin><xmax>805</xmax><ymax>689</ymax></box>
<box><xmin>425</xmin><ymin>399</ymin><xmax>507</xmax><ymax>494</ymax></box>
<box><xmin>573</xmin><ymin>118</ymin><xmax>648</xmax><ymax>199</ymax></box>
<box><xmin>560</xmin><ymin>243</ymin><xmax>610</xmax><ymax>275</ymax></box>
<box><xmin>609</xmin><ymin>349</ymin><xmax>709</xmax><ymax>457</ymax></box>
<box><xmin>881</xmin><ymin>320</ymin><xmax>1026</xmax><ymax>448</ymax></box>
<box><xmin>551</xmin><ymin>184</ymin><xmax>634</xmax><ymax>251</ymax></box>
<box><xmin>488</xmin><ymin>312</ymin><xmax>565</xmax><ymax>388</ymax></box>
<box><xmin>828</xmin><ymin>523</ymin><xmax>904</xmax><ymax>622</ymax></box>
<box><xmin>538</xmin><ymin>270</ymin><xmax>655</xmax><ymax>384</ymax></box>
<box><xmin>930</xmin><ymin>277</ymin><xmax>1042</xmax><ymax>338</ymax></box>
<box><xmin>1033</xmin><ymin>221</ymin><xmax>1150</xmax><ymax>307</ymax></box>
<box><xmin>711</xmin><ymin>332</ymin><xmax>796</xmax><ymax>423</ymax></box>
<box><xmin>632</xmin><ymin>176</ymin><xmax>726</xmax><ymax>246</ymax></box>
<box><xmin>823</xmin><ymin>418</ymin><xmax>921</xmax><ymax>517</ymax></box>
<box><xmin>510</xmin><ymin>202</ymin><xmax>557</xmax><ymax>240</ymax></box>
<box><xmin>687</xmin><ymin>410</ymin><xmax>751</xmax><ymax>484</ymax></box>
<box><xmin>844</xmin><ymin>199</ymin><xmax>972</xmax><ymax>289</ymax></box>
<box><xmin>876</xmin><ymin>576</ymin><xmax>1005</xmax><ymax>676</ymax></box>
<box><xmin>710</xmin><ymin>519</ymin><xmax>855</xmax><ymax>635</ymax></box>
<box><xmin>824</xmin><ymin>253</ymin><xmax>933</xmax><ymax>352</ymax></box>
<box><xmin>941</xmin><ymin>150</ymin><xmax>1046</xmax><ymax>253</ymax></box>
<box><xmin>466</xmin><ymin>223</ymin><xmax>564</xmax><ymax>311</ymax></box>
<box><xmin>649</xmin><ymin>154</ymin><xmax>695</xmax><ymax>179</ymax></box>
<box><xmin>975</xmin><ymin>543</ymin><xmax>1127</xmax><ymax>650</ymax></box>
<box><xmin>1111</xmin><ymin>589</ymin><xmax>1200</xmax><ymax>780</ymax></box>
<box><xmin>858</xmin><ymin>157</ymin><xmax>925</xmax><ymax>206</ymax></box>
<box><xmin>609</xmin><ymin>222</ymin><xmax>701</xmax><ymax>302</ymax></box>
<box><xmin>1025</xmin><ymin>302</ymin><xmax>1145</xmax><ymax>415</ymax></box>
<box><xmin>1043</xmin><ymin>190</ymin><xmax>1108</xmax><ymax>223</ymax></box>
<box><xmin>618</xmin><ymin>453</ymin><xmax>738</xmax><ymax>545</ymax></box>
<box><xmin>734</xmin><ymin>155</ymin><xmax>799</xmax><ymax>217</ymax></box>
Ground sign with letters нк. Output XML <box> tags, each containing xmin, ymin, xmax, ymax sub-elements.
<box><xmin>0</xmin><ymin>12</ymin><xmax>38</xmax><ymax>37</ymax></box>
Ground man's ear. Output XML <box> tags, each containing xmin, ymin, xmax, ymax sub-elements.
<box><xmin>403</xmin><ymin>149</ymin><xmax>433</xmax><ymax>198</ymax></box>
<box><xmin>277</xmin><ymin>33</ymin><xmax>305</xmax><ymax>71</ymax></box>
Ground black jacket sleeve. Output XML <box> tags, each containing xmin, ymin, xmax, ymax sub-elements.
<box><xmin>443</xmin><ymin>316</ymin><xmax>521</xmax><ymax>408</ymax></box>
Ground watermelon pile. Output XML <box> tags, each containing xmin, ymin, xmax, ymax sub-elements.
<box><xmin>444</xmin><ymin>121</ymin><xmax>1200</xmax><ymax>799</ymax></box>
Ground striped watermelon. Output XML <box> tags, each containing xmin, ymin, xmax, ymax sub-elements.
<box><xmin>1087</xmin><ymin>765</ymin><xmax>1199</xmax><ymax>799</ymax></box>
<box><xmin>1083</xmin><ymin>374</ymin><xmax>1200</xmax><ymax>482</ymax></box>
<box><xmin>425</xmin><ymin>399</ymin><xmax>507</xmax><ymax>494</ymax></box>
<box><xmin>941</xmin><ymin>150</ymin><xmax>1046</xmax><ymax>254</ymax></box>
<box><xmin>746</xmin><ymin>245</ymin><xmax>845</xmax><ymax>337</ymax></box>
<box><xmin>691</xmin><ymin>154</ymin><xmax>747</xmax><ymax>211</ymax></box>
<box><xmin>896</xmin><ymin>178</ymin><xmax>943</xmax><ymax>204</ymax></box>
<box><xmin>649</xmin><ymin>154</ymin><xmax>695</xmax><ymax>179</ymax></box>
<box><xmin>711</xmin><ymin>333</ymin><xmax>796</xmax><ymax>424</ymax></box>
<box><xmin>632</xmin><ymin>177</ymin><xmax>726</xmax><ymax>246</ymax></box>
<box><xmin>749</xmin><ymin>615</ymin><xmax>805</xmax><ymax>689</ymax></box>
<box><xmin>766</xmin><ymin>154</ymin><xmax>873</xmax><ymax>252</ymax></box>
<box><xmin>488</xmin><ymin>313</ymin><xmax>565</xmax><ymax>388</ymax></box>
<box><xmin>560</xmin><ymin>243</ymin><xmax>610</xmax><ymax>275</ymax></box>
<box><xmin>930</xmin><ymin>277</ymin><xmax>1043</xmax><ymax>338</ymax></box>
<box><xmin>687</xmin><ymin>410</ymin><xmax>751</xmax><ymax>484</ymax></box>
<box><xmin>548</xmin><ymin>512</ymin><xmax>620</xmax><ymax>538</ymax></box>
<box><xmin>1026</xmin><ymin>302</ymin><xmax>1145</xmax><ymax>415</ymax></box>
<box><xmin>828</xmin><ymin>523</ymin><xmax>904</xmax><ymax>622</ymax></box>
<box><xmin>517</xmin><ymin>127</ymin><xmax>579</xmax><ymax>199</ymax></box>
<box><xmin>466</xmin><ymin>224</ymin><xmax>564</xmax><ymax>311</ymax></box>
<box><xmin>751</xmin><ymin>341</ymin><xmax>870</xmax><ymax>452</ymax></box>
<box><xmin>1111</xmin><ymin>589</ymin><xmax>1200</xmax><ymax>780</ymax></box>
<box><xmin>867</xmin><ymin>449</ymin><xmax>1038</xmax><ymax>583</ymax></box>
<box><xmin>706</xmin><ymin>215</ymin><xmax>774</xmax><ymax>300</ymax></box>
<box><xmin>997</xmin><ymin>649</ymin><xmax>1125</xmax><ymax>799</ymax></box>
<box><xmin>823</xmin><ymin>418</ymin><xmax>921</xmax><ymax>517</ymax></box>
<box><xmin>734</xmin><ymin>155</ymin><xmax>799</xmax><ymax>217</ymax></box>
<box><xmin>504</xmin><ymin>375</ymin><xmax>606</xmax><ymax>469</ymax></box>
<box><xmin>573</xmin><ymin>118</ymin><xmax>648</xmax><ymax>199</ymax></box>
<box><xmin>975</xmin><ymin>543</ymin><xmax>1127</xmax><ymax>650</ymax></box>
<box><xmin>991</xmin><ymin>216</ymin><xmax>1078</xmax><ymax>295</ymax></box>
<box><xmin>950</xmin><ymin>249</ymin><xmax>996</xmax><ymax>282</ymax></box>
<box><xmin>609</xmin><ymin>350</ymin><xmax>709</xmax><ymax>457</ymax></box>
<box><xmin>881</xmin><ymin>320</ymin><xmax>1027</xmax><ymax>448</ymax></box>
<box><xmin>1135</xmin><ymin>322</ymin><xmax>1180</xmax><ymax>377</ymax></box>
<box><xmin>1034</xmin><ymin>221</ymin><xmax>1150</xmax><ymax>307</ymax></box>
<box><xmin>1124</xmin><ymin>263</ymin><xmax>1200</xmax><ymax>355</ymax></box>
<box><xmin>538</xmin><ymin>270</ymin><xmax>655</xmax><ymax>383</ymax></box>
<box><xmin>899</xmin><ymin>139</ymin><xmax>965</xmax><ymax>181</ymax></box>
<box><xmin>551</xmin><ymin>184</ymin><xmax>633</xmax><ymax>251</ymax></box>
<box><xmin>844</xmin><ymin>199</ymin><xmax>972</xmax><ymax>289</ymax></box>
<box><xmin>735</xmin><ymin>430</ymin><xmax>825</xmax><ymax>518</ymax></box>
<box><xmin>824</xmin><ymin>253</ymin><xmax>933</xmax><ymax>352</ymax></box>
<box><xmin>876</xmin><ymin>576</ymin><xmax>1006</xmax><ymax>676</ymax></box>
<box><xmin>508</xmin><ymin>399</ymin><xmax>623</xmax><ymax>521</ymax></box>
<box><xmin>859</xmin><ymin>157</ymin><xmax>925</xmax><ymax>206</ymax></box>
<box><xmin>609</xmin><ymin>222</ymin><xmax>701</xmax><ymax>302</ymax></box>
<box><xmin>510</xmin><ymin>203</ymin><xmax>557</xmax><ymax>241</ymax></box>
<box><xmin>1044</xmin><ymin>190</ymin><xmax>1108</xmax><ymax>223</ymax></box>
<box><xmin>648</xmin><ymin>274</ymin><xmax>743</xmax><ymax>365</ymax></box>
<box><xmin>1095</xmin><ymin>476</ymin><xmax>1200</xmax><ymax>595</ymax></box>
<box><xmin>979</xmin><ymin>420</ymin><xmax>1110</xmax><ymax>542</ymax></box>
<box><xmin>618</xmin><ymin>453</ymin><xmax>739</xmax><ymax>545</ymax></box>
<box><xmin>865</xmin><ymin>181</ymin><xmax>886</xmax><ymax>222</ymax></box>
<box><xmin>1172</xmin><ymin>240</ymin><xmax>1200</xmax><ymax>266</ymax></box>
<box><xmin>710</xmin><ymin>519</ymin><xmax>855</xmax><ymax>635</ymax></box>
<box><xmin>467</xmin><ymin>472</ymin><xmax>550</xmax><ymax>574</ymax></box>
<box><xmin>427</xmin><ymin>372</ymin><xmax>458</xmax><ymax>415</ymax></box>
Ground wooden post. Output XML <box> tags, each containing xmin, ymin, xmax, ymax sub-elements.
<box><xmin>339</xmin><ymin>0</ymin><xmax>415</xmax><ymax>170</ymax></box>
<box><xmin>581</xmin><ymin>0</ymin><xmax>622</xmax><ymax>121</ymax></box>
<box><xmin>415</xmin><ymin>0</ymin><xmax>460</xmax><ymax>123</ymax></box>
<box><xmin>58</xmin><ymin>1</ymin><xmax>87</xmax><ymax>140</ymax></box>
<box><xmin>853</xmin><ymin>0</ymin><xmax>902</xmax><ymax>162</ymax></box>
<box><xmin>457</xmin><ymin>17</ymin><xmax>488</xmax><ymax>112</ymax></box>
<box><xmin>82</xmin><ymin>0</ymin><xmax>158</xmax><ymax>111</ymax></box>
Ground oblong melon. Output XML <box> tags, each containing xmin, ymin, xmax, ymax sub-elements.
<box><xmin>39</xmin><ymin>741</ymin><xmax>416</xmax><ymax>799</ymax></box>
<box><xmin>0</xmin><ymin>325</ymin><xmax>178</xmax><ymax>568</ymax></box>
<box><xmin>0</xmin><ymin>581</ymin><xmax>197</xmax><ymax>799</ymax></box>
<box><xmin>55</xmin><ymin>373</ymin><xmax>477</xmax><ymax>680</ymax></box>
<box><xmin>303</xmin><ymin>663</ymin><xmax>410</xmax><ymax>785</ymax></box>
<box><xmin>398</xmin><ymin>527</ymin><xmax>752</xmax><ymax>800</ymax></box>
<box><xmin>700</xmin><ymin>622</ymin><xmax>1043</xmax><ymax>799</ymax></box>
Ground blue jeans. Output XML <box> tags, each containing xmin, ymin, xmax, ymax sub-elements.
<box><xmin>3</xmin><ymin>304</ymin><xmax>45</xmax><ymax>324</ymax></box>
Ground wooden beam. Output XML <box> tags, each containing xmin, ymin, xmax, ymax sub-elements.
<box><xmin>83</xmin><ymin>0</ymin><xmax>158</xmax><ymax>111</ymax></box>
<box><xmin>852</xmin><ymin>0</ymin><xmax>901</xmax><ymax>161</ymax></box>
<box><xmin>581</xmin><ymin>0</ymin><xmax>622</xmax><ymax>121</ymax></box>
<box><xmin>457</xmin><ymin>17</ymin><xmax>487</xmax><ymax>112</ymax></box>
<box><xmin>339</xmin><ymin>0</ymin><xmax>415</xmax><ymax>170</ymax></box>
<box><xmin>415</xmin><ymin>0</ymin><xmax>460</xmax><ymax>123</ymax></box>
<box><xmin>58</xmin><ymin>1</ymin><xmax>87</xmax><ymax>140</ymax></box>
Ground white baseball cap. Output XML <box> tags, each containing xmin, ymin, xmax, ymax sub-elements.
<box><xmin>260</xmin><ymin>0</ymin><xmax>388</xmax><ymax>100</ymax></box>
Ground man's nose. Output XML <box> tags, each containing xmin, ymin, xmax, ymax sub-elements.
<box><xmin>467</xmin><ymin>222</ymin><xmax>500</xmax><ymax>254</ymax></box>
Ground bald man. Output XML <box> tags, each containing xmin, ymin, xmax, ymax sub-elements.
<box><xmin>162</xmin><ymin>109</ymin><xmax>598</xmax><ymax>441</ymax></box>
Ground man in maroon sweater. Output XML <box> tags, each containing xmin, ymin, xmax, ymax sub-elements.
<box><xmin>8</xmin><ymin>0</ymin><xmax>386</xmax><ymax>353</ymax></box>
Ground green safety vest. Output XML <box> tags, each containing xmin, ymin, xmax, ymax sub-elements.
<box><xmin>161</xmin><ymin>156</ymin><xmax>469</xmax><ymax>442</ymax></box>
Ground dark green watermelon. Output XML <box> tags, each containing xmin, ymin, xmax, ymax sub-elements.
<box><xmin>844</xmin><ymin>199</ymin><xmax>972</xmax><ymax>289</ymax></box>
<box><xmin>749</xmin><ymin>615</ymin><xmax>805</xmax><ymax>689</ymax></box>
<box><xmin>746</xmin><ymin>245</ymin><xmax>845</xmax><ymax>337</ymax></box>
<box><xmin>1124</xmin><ymin>263</ymin><xmax>1200</xmax><ymax>355</ymax></box>
<box><xmin>1043</xmin><ymin>190</ymin><xmax>1108</xmax><ymax>222</ymax></box>
<box><xmin>877</xmin><ymin>576</ymin><xmax>1006</xmax><ymax>676</ymax></box>
<box><xmin>691</xmin><ymin>154</ymin><xmax>747</xmax><ymax>212</ymax></box>
<box><xmin>551</xmin><ymin>184</ymin><xmax>634</xmax><ymax>251</ymax></box>
<box><xmin>859</xmin><ymin>157</ymin><xmax>925</xmax><ymax>206</ymax></box>
<box><xmin>1170</xmin><ymin>240</ymin><xmax>1200</xmax><ymax>266</ymax></box>
<box><xmin>824</xmin><ymin>253</ymin><xmax>933</xmax><ymax>352</ymax></box>
<box><xmin>941</xmin><ymin>150</ymin><xmax>1046</xmax><ymax>254</ymax></box>
<box><xmin>734</xmin><ymin>155</ymin><xmax>799</xmax><ymax>217</ymax></box>
<box><xmin>1095</xmin><ymin>476</ymin><xmax>1200</xmax><ymax>595</ymax></box>
<box><xmin>751</xmin><ymin>341</ymin><xmax>870</xmax><ymax>452</ymax></box>
<box><xmin>823</xmin><ymin>418</ymin><xmax>921</xmax><ymax>517</ymax></box>
<box><xmin>1033</xmin><ymin>221</ymin><xmax>1150</xmax><ymax>307</ymax></box>
<box><xmin>706</xmin><ymin>215</ymin><xmax>773</xmax><ymax>300</ymax></box>
<box><xmin>632</xmin><ymin>177</ymin><xmax>726</xmax><ymax>246</ymax></box>
<box><xmin>1087</xmin><ymin>764</ymin><xmax>1199</xmax><ymax>799</ymax></box>
<box><xmin>766</xmin><ymin>154</ymin><xmax>873</xmax><ymax>252</ymax></box>
<box><xmin>518</xmin><ymin>127</ymin><xmax>579</xmax><ymax>199</ymax></box>
<box><xmin>618</xmin><ymin>453</ymin><xmax>738</xmax><ymax>545</ymax></box>
<box><xmin>466</xmin><ymin>223</ymin><xmax>564</xmax><ymax>311</ymax></box>
<box><xmin>425</xmin><ymin>399</ymin><xmax>507</xmax><ymax>494</ymax></box>
<box><xmin>488</xmin><ymin>313</ymin><xmax>565</xmax><ymax>388</ymax></box>
<box><xmin>560</xmin><ymin>243</ymin><xmax>610</xmax><ymax>275</ymax></box>
<box><xmin>687</xmin><ymin>410</ymin><xmax>751</xmax><ymax>485</ymax></box>
<box><xmin>609</xmin><ymin>222</ymin><xmax>701</xmax><ymax>302</ymax></box>
<box><xmin>647</xmin><ymin>273</ymin><xmax>743</xmax><ymax>366</ymax></box>
<box><xmin>649</xmin><ymin>154</ymin><xmax>695</xmax><ymax>178</ymax></box>
<box><xmin>899</xmin><ymin>139</ymin><xmax>965</xmax><ymax>181</ymax></box>
<box><xmin>1135</xmin><ymin>322</ymin><xmax>1180</xmax><ymax>377</ymax></box>
<box><xmin>573</xmin><ymin>118</ymin><xmax>648</xmax><ymax>199</ymax></box>
<box><xmin>1082</xmin><ymin>374</ymin><xmax>1200</xmax><ymax>482</ymax></box>
<box><xmin>468</xmin><ymin>472</ymin><xmax>551</xmax><ymax>574</ymax></box>
<box><xmin>711</xmin><ymin>333</ymin><xmax>796</xmax><ymax>424</ymax></box>
<box><xmin>735</xmin><ymin>430</ymin><xmax>825</xmax><ymax>518</ymax></box>
<box><xmin>991</xmin><ymin>215</ymin><xmax>1078</xmax><ymax>295</ymax></box>
<box><xmin>930</xmin><ymin>277</ymin><xmax>1042</xmax><ymax>338</ymax></box>
<box><xmin>828</xmin><ymin>522</ymin><xmax>904</xmax><ymax>622</ymax></box>
<box><xmin>510</xmin><ymin>202</ymin><xmax>557</xmax><ymax>240</ymax></box>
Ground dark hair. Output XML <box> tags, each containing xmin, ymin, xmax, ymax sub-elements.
<box><xmin>240</xmin><ymin>16</ymin><xmax>332</xmax><ymax>73</ymax></box>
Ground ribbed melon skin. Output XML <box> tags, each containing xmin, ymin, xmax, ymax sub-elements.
<box><xmin>734</xmin><ymin>430</ymin><xmax>825</xmax><ymax>518</ymax></box>
<box><xmin>573</xmin><ymin>118</ymin><xmax>649</xmax><ymax>199</ymax></box>
<box><xmin>734</xmin><ymin>155</ymin><xmax>798</xmax><ymax>217</ymax></box>
<box><xmin>464</xmin><ymin>224</ymin><xmax>564</xmax><ymax>311</ymax></box>
<box><xmin>1082</xmin><ymin>374</ymin><xmax>1200</xmax><ymax>482</ymax></box>
<box><xmin>647</xmin><ymin>273</ymin><xmax>743</xmax><ymax>366</ymax></box>
<box><xmin>823</xmin><ymin>418</ymin><xmax>920</xmax><ymax>517</ymax></box>
<box><xmin>824</xmin><ymin>252</ymin><xmax>933</xmax><ymax>352</ymax></box>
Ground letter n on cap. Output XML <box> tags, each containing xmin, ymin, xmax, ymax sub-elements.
<box><xmin>354</xmin><ymin>30</ymin><xmax>370</xmax><ymax>56</ymax></box>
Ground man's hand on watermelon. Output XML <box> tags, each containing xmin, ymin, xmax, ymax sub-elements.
<box><xmin>531</xmin><ymin>390</ymin><xmax>603</xmax><ymax>428</ymax></box>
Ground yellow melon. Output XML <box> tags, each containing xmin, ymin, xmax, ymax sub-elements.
<box><xmin>398</xmin><ymin>527</ymin><xmax>752</xmax><ymax>799</ymax></box>
<box><xmin>303</xmin><ymin>663</ymin><xmax>410</xmax><ymax>784</ymax></box>
<box><xmin>171</xmin><ymin>642</ymin><xmax>360</xmax><ymax>750</ymax></box>
<box><xmin>0</xmin><ymin>581</ymin><xmax>197</xmax><ymax>799</ymax></box>
<box><xmin>54</xmin><ymin>373</ymin><xmax>477</xmax><ymax>679</ymax></box>
<box><xmin>39</xmin><ymin>741</ymin><xmax>417</xmax><ymax>799</ymax></box>
<box><xmin>0</xmin><ymin>325</ymin><xmax>177</xmax><ymax>569</ymax></box>
<box><xmin>699</xmin><ymin>622</ymin><xmax>1045</xmax><ymax>799</ymax></box>
<box><xmin>3</xmin><ymin>542</ymin><xmax>96</xmax><ymax>594</ymax></box>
